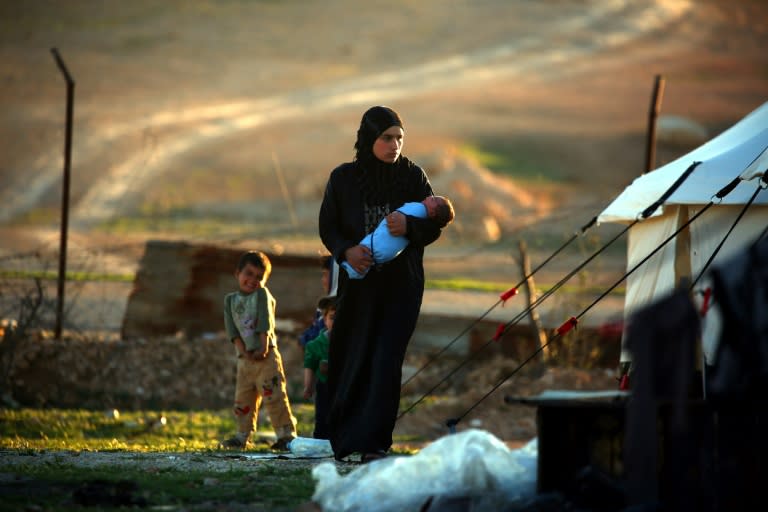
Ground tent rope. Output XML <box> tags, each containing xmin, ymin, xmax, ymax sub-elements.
<box><xmin>415</xmin><ymin>166</ymin><xmax>749</xmax><ymax>429</ymax></box>
<box><xmin>397</xmin><ymin>159</ymin><xmax>756</xmax><ymax>429</ymax></box>
<box><xmin>641</xmin><ymin>161</ymin><xmax>702</xmax><ymax>219</ymax></box>
<box><xmin>396</xmin><ymin>220</ymin><xmax>633</xmax><ymax>420</ymax></box>
<box><xmin>691</xmin><ymin>180</ymin><xmax>767</xmax><ymax>289</ymax></box>
<box><xmin>443</xmin><ymin>201</ymin><xmax>718</xmax><ymax>429</ymax></box>
<box><xmin>400</xmin><ymin>160</ymin><xmax>706</xmax><ymax>395</ymax></box>
<box><xmin>400</xmin><ymin>216</ymin><xmax>598</xmax><ymax>389</ymax></box>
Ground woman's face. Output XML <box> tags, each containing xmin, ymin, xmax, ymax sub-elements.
<box><xmin>372</xmin><ymin>126</ymin><xmax>404</xmax><ymax>163</ymax></box>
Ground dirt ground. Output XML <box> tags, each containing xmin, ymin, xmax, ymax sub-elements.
<box><xmin>0</xmin><ymin>0</ymin><xmax>767</xmax><ymax>482</ymax></box>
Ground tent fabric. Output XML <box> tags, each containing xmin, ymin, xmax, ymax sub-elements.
<box><xmin>621</xmin><ymin>213</ymin><xmax>679</xmax><ymax>361</ymax></box>
<box><xmin>598</xmin><ymin>101</ymin><xmax>768</xmax><ymax>364</ymax></box>
<box><xmin>598</xmin><ymin>102</ymin><xmax>768</xmax><ymax>225</ymax></box>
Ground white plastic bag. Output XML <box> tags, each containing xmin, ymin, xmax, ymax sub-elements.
<box><xmin>311</xmin><ymin>429</ymin><xmax>538</xmax><ymax>512</ymax></box>
<box><xmin>288</xmin><ymin>436</ymin><xmax>334</xmax><ymax>458</ymax></box>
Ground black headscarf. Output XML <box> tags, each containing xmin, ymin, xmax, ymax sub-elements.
<box><xmin>354</xmin><ymin>106</ymin><xmax>409</xmax><ymax>207</ymax></box>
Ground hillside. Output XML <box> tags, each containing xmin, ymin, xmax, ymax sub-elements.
<box><xmin>0</xmin><ymin>0</ymin><xmax>766</xmax><ymax>299</ymax></box>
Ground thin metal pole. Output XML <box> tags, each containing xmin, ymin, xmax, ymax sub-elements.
<box><xmin>51</xmin><ymin>48</ymin><xmax>75</xmax><ymax>340</ymax></box>
<box><xmin>643</xmin><ymin>74</ymin><xmax>665</xmax><ymax>174</ymax></box>
<box><xmin>271</xmin><ymin>151</ymin><xmax>298</xmax><ymax>228</ymax></box>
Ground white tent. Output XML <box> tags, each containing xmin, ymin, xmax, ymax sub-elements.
<box><xmin>597</xmin><ymin>102</ymin><xmax>768</xmax><ymax>363</ymax></box>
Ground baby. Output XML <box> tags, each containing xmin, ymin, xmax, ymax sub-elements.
<box><xmin>342</xmin><ymin>195</ymin><xmax>455</xmax><ymax>279</ymax></box>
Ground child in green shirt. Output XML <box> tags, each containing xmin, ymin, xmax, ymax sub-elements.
<box><xmin>303</xmin><ymin>295</ymin><xmax>336</xmax><ymax>440</ymax></box>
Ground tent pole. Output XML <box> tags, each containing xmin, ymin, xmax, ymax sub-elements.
<box><xmin>643</xmin><ymin>75</ymin><xmax>665</xmax><ymax>174</ymax></box>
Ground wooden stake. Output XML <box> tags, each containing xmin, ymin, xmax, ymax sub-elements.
<box><xmin>518</xmin><ymin>240</ymin><xmax>549</xmax><ymax>360</ymax></box>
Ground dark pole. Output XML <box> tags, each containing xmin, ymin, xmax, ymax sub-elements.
<box><xmin>643</xmin><ymin>74</ymin><xmax>665</xmax><ymax>174</ymax></box>
<box><xmin>51</xmin><ymin>48</ymin><xmax>75</xmax><ymax>340</ymax></box>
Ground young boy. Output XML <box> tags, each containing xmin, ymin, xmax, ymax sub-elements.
<box><xmin>302</xmin><ymin>295</ymin><xmax>335</xmax><ymax>440</ymax></box>
<box><xmin>298</xmin><ymin>255</ymin><xmax>338</xmax><ymax>351</ymax></box>
<box><xmin>221</xmin><ymin>250</ymin><xmax>297</xmax><ymax>450</ymax></box>
<box><xmin>341</xmin><ymin>194</ymin><xmax>455</xmax><ymax>279</ymax></box>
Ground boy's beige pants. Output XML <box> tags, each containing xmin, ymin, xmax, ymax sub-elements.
<box><xmin>232</xmin><ymin>346</ymin><xmax>297</xmax><ymax>441</ymax></box>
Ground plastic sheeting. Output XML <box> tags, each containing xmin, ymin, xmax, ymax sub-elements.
<box><xmin>311</xmin><ymin>429</ymin><xmax>537</xmax><ymax>512</ymax></box>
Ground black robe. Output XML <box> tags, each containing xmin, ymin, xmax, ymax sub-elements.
<box><xmin>318</xmin><ymin>158</ymin><xmax>441</xmax><ymax>458</ymax></box>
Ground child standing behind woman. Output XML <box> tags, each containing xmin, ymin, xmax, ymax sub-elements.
<box><xmin>302</xmin><ymin>295</ymin><xmax>336</xmax><ymax>440</ymax></box>
<box><xmin>298</xmin><ymin>255</ymin><xmax>338</xmax><ymax>351</ymax></box>
<box><xmin>220</xmin><ymin>250</ymin><xmax>297</xmax><ymax>450</ymax></box>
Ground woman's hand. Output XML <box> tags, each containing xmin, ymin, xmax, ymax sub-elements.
<box><xmin>386</xmin><ymin>211</ymin><xmax>406</xmax><ymax>236</ymax></box>
<box><xmin>345</xmin><ymin>245</ymin><xmax>373</xmax><ymax>275</ymax></box>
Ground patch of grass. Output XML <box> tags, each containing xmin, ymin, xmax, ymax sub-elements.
<box><xmin>0</xmin><ymin>407</ymin><xmax>317</xmax><ymax>452</ymax></box>
<box><xmin>427</xmin><ymin>278</ymin><xmax>625</xmax><ymax>296</ymax></box>
<box><xmin>96</xmin><ymin>215</ymin><xmax>272</xmax><ymax>238</ymax></box>
<box><xmin>13</xmin><ymin>207</ymin><xmax>61</xmax><ymax>225</ymax></box>
<box><xmin>139</xmin><ymin>167</ymin><xmax>263</xmax><ymax>212</ymax></box>
<box><xmin>1</xmin><ymin>409</ymin><xmax>224</xmax><ymax>452</ymax></box>
<box><xmin>457</xmin><ymin>139</ymin><xmax>562</xmax><ymax>183</ymax></box>
<box><xmin>427</xmin><ymin>278</ymin><xmax>506</xmax><ymax>293</ymax></box>
<box><xmin>0</xmin><ymin>270</ymin><xmax>134</xmax><ymax>283</ymax></box>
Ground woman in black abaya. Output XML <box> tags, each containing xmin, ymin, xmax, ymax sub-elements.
<box><xmin>319</xmin><ymin>106</ymin><xmax>443</xmax><ymax>462</ymax></box>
